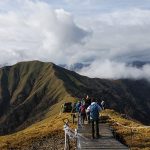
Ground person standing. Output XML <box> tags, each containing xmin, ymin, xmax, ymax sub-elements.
<box><xmin>87</xmin><ymin>99</ymin><xmax>102</xmax><ymax>139</ymax></box>
<box><xmin>85</xmin><ymin>96</ymin><xmax>91</xmax><ymax>124</ymax></box>
<box><xmin>101</xmin><ymin>100</ymin><xmax>105</xmax><ymax>110</ymax></box>
<box><xmin>79</xmin><ymin>103</ymin><xmax>86</xmax><ymax>124</ymax></box>
<box><xmin>75</xmin><ymin>101</ymin><xmax>81</xmax><ymax>113</ymax></box>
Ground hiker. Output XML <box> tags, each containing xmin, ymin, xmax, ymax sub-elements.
<box><xmin>87</xmin><ymin>99</ymin><xmax>102</xmax><ymax>139</ymax></box>
<box><xmin>85</xmin><ymin>95</ymin><xmax>91</xmax><ymax>108</ymax></box>
<box><xmin>61</xmin><ymin>103</ymin><xmax>65</xmax><ymax>113</ymax></box>
<box><xmin>79</xmin><ymin>103</ymin><xmax>86</xmax><ymax>124</ymax></box>
<box><xmin>71</xmin><ymin>102</ymin><xmax>77</xmax><ymax>123</ymax></box>
<box><xmin>81</xmin><ymin>98</ymin><xmax>85</xmax><ymax>105</ymax></box>
<box><xmin>75</xmin><ymin>101</ymin><xmax>81</xmax><ymax>113</ymax></box>
<box><xmin>71</xmin><ymin>102</ymin><xmax>77</xmax><ymax>113</ymax></box>
<box><xmin>101</xmin><ymin>100</ymin><xmax>105</xmax><ymax>110</ymax></box>
<box><xmin>85</xmin><ymin>96</ymin><xmax>91</xmax><ymax>124</ymax></box>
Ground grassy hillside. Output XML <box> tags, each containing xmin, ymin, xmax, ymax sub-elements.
<box><xmin>0</xmin><ymin>111</ymin><xmax>76</xmax><ymax>150</ymax></box>
<box><xmin>102</xmin><ymin>109</ymin><xmax>150</xmax><ymax>150</ymax></box>
<box><xmin>0</xmin><ymin>108</ymin><xmax>149</xmax><ymax>150</ymax></box>
<box><xmin>0</xmin><ymin>61</ymin><xmax>75</xmax><ymax>135</ymax></box>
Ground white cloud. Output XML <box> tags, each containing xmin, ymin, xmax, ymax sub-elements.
<box><xmin>79</xmin><ymin>60</ymin><xmax>150</xmax><ymax>80</ymax></box>
<box><xmin>77</xmin><ymin>8</ymin><xmax>150</xmax><ymax>62</ymax></box>
<box><xmin>0</xmin><ymin>0</ymin><xmax>90</xmax><ymax>65</ymax></box>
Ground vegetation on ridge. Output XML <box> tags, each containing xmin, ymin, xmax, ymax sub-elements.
<box><xmin>0</xmin><ymin>111</ymin><xmax>76</xmax><ymax>150</ymax></box>
<box><xmin>103</xmin><ymin>109</ymin><xmax>150</xmax><ymax>150</ymax></box>
<box><xmin>0</xmin><ymin>109</ymin><xmax>149</xmax><ymax>150</ymax></box>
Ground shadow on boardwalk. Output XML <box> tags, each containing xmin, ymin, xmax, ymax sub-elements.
<box><xmin>77</xmin><ymin>122</ymin><xmax>129</xmax><ymax>150</ymax></box>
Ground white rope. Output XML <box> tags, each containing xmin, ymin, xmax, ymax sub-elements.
<box><xmin>106</xmin><ymin>114</ymin><xmax>150</xmax><ymax>129</ymax></box>
<box><xmin>63</xmin><ymin>124</ymin><xmax>88</xmax><ymax>140</ymax></box>
<box><xmin>64</xmin><ymin>124</ymin><xmax>77</xmax><ymax>139</ymax></box>
<box><xmin>112</xmin><ymin>121</ymin><xmax>150</xmax><ymax>129</ymax></box>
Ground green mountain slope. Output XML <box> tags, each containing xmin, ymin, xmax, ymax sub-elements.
<box><xmin>0</xmin><ymin>61</ymin><xmax>150</xmax><ymax>136</ymax></box>
<box><xmin>0</xmin><ymin>61</ymin><xmax>70</xmax><ymax>135</ymax></box>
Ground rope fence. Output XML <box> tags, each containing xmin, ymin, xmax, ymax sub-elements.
<box><xmin>114</xmin><ymin>121</ymin><xmax>150</xmax><ymax>129</ymax></box>
<box><xmin>63</xmin><ymin>113</ymin><xmax>90</xmax><ymax>150</ymax></box>
<box><xmin>108</xmin><ymin>115</ymin><xmax>150</xmax><ymax>150</ymax></box>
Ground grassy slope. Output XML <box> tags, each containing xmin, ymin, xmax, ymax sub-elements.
<box><xmin>102</xmin><ymin>109</ymin><xmax>150</xmax><ymax>150</ymax></box>
<box><xmin>0</xmin><ymin>109</ymin><xmax>76</xmax><ymax>150</ymax></box>
<box><xmin>0</xmin><ymin>60</ymin><xmax>77</xmax><ymax>149</ymax></box>
<box><xmin>1</xmin><ymin>108</ymin><xmax>149</xmax><ymax>150</ymax></box>
<box><xmin>0</xmin><ymin>61</ymin><xmax>76</xmax><ymax>134</ymax></box>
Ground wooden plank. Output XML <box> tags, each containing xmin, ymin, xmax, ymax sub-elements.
<box><xmin>77</xmin><ymin>122</ymin><xmax>129</xmax><ymax>150</ymax></box>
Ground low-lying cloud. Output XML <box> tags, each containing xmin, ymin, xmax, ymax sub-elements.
<box><xmin>78</xmin><ymin>60</ymin><xmax>150</xmax><ymax>81</ymax></box>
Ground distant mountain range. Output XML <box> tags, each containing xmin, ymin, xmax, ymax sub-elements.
<box><xmin>0</xmin><ymin>61</ymin><xmax>150</xmax><ymax>136</ymax></box>
<box><xmin>59</xmin><ymin>61</ymin><xmax>150</xmax><ymax>72</ymax></box>
<box><xmin>59</xmin><ymin>63</ymin><xmax>90</xmax><ymax>72</ymax></box>
<box><xmin>127</xmin><ymin>61</ymin><xmax>150</xmax><ymax>68</ymax></box>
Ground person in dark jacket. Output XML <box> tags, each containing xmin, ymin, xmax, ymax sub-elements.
<box><xmin>79</xmin><ymin>103</ymin><xmax>86</xmax><ymax>124</ymax></box>
<box><xmin>85</xmin><ymin>96</ymin><xmax>91</xmax><ymax>123</ymax></box>
<box><xmin>75</xmin><ymin>101</ymin><xmax>81</xmax><ymax>113</ymax></box>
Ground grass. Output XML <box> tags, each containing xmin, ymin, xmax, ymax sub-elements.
<box><xmin>0</xmin><ymin>107</ymin><xmax>149</xmax><ymax>150</ymax></box>
<box><xmin>102</xmin><ymin>109</ymin><xmax>150</xmax><ymax>150</ymax></box>
<box><xmin>0</xmin><ymin>110</ymin><xmax>77</xmax><ymax>150</ymax></box>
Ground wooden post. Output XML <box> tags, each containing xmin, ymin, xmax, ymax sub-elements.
<box><xmin>67</xmin><ymin>134</ymin><xmax>70</xmax><ymax>150</ymax></box>
<box><xmin>72</xmin><ymin>113</ymin><xmax>75</xmax><ymax>124</ymax></box>
<box><xmin>130</xmin><ymin>127</ymin><xmax>133</xmax><ymax>150</ymax></box>
<box><xmin>64</xmin><ymin>130</ymin><xmax>70</xmax><ymax>150</ymax></box>
<box><xmin>64</xmin><ymin>129</ymin><xmax>67</xmax><ymax>150</ymax></box>
<box><xmin>75</xmin><ymin>128</ymin><xmax>77</xmax><ymax>149</ymax></box>
<box><xmin>64</xmin><ymin>118</ymin><xmax>70</xmax><ymax>150</ymax></box>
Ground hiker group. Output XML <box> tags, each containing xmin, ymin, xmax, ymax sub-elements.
<box><xmin>73</xmin><ymin>95</ymin><xmax>105</xmax><ymax>139</ymax></box>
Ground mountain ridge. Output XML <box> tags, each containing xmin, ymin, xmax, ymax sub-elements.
<box><xmin>0</xmin><ymin>60</ymin><xmax>150</xmax><ymax>136</ymax></box>
<box><xmin>0</xmin><ymin>61</ymin><xmax>71</xmax><ymax>135</ymax></box>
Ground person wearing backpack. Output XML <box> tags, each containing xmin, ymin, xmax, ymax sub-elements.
<box><xmin>87</xmin><ymin>99</ymin><xmax>102</xmax><ymax>139</ymax></box>
<box><xmin>75</xmin><ymin>101</ymin><xmax>81</xmax><ymax>113</ymax></box>
<box><xmin>79</xmin><ymin>103</ymin><xmax>86</xmax><ymax>124</ymax></box>
<box><xmin>101</xmin><ymin>100</ymin><xmax>105</xmax><ymax>110</ymax></box>
<box><xmin>85</xmin><ymin>97</ymin><xmax>91</xmax><ymax>124</ymax></box>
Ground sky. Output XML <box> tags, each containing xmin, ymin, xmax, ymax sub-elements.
<box><xmin>0</xmin><ymin>0</ymin><xmax>150</xmax><ymax>80</ymax></box>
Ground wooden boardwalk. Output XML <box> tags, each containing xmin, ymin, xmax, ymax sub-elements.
<box><xmin>77</xmin><ymin>122</ymin><xmax>129</xmax><ymax>150</ymax></box>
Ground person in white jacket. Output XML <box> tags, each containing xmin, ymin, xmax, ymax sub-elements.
<box><xmin>86</xmin><ymin>99</ymin><xmax>102</xmax><ymax>139</ymax></box>
<box><xmin>101</xmin><ymin>100</ymin><xmax>105</xmax><ymax>110</ymax></box>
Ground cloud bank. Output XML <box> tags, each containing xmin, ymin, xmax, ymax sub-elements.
<box><xmin>79</xmin><ymin>60</ymin><xmax>150</xmax><ymax>81</ymax></box>
<box><xmin>0</xmin><ymin>0</ymin><xmax>150</xmax><ymax>80</ymax></box>
<box><xmin>0</xmin><ymin>0</ymin><xmax>90</xmax><ymax>64</ymax></box>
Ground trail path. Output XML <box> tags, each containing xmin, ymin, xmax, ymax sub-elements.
<box><xmin>77</xmin><ymin>120</ymin><xmax>129</xmax><ymax>150</ymax></box>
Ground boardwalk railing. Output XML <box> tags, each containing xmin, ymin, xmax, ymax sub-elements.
<box><xmin>63</xmin><ymin>113</ymin><xmax>88</xmax><ymax>150</ymax></box>
<box><xmin>63</xmin><ymin>118</ymin><xmax>77</xmax><ymax>150</ymax></box>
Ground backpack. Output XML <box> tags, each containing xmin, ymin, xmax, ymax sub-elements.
<box><xmin>76</xmin><ymin>102</ymin><xmax>81</xmax><ymax>112</ymax></box>
<box><xmin>90</xmin><ymin>104</ymin><xmax>99</xmax><ymax>120</ymax></box>
<box><xmin>80</xmin><ymin>105</ymin><xmax>86</xmax><ymax>114</ymax></box>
